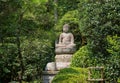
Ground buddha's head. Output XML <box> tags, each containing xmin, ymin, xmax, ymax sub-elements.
<box><xmin>63</xmin><ymin>24</ymin><xmax>70</xmax><ymax>33</ymax></box>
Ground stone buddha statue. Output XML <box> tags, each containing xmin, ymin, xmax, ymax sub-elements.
<box><xmin>55</xmin><ymin>24</ymin><xmax>76</xmax><ymax>54</ymax></box>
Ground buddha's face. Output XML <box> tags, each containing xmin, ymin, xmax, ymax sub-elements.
<box><xmin>63</xmin><ymin>24</ymin><xmax>69</xmax><ymax>32</ymax></box>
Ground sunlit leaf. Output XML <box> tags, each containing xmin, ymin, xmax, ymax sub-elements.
<box><xmin>31</xmin><ymin>0</ymin><xmax>48</xmax><ymax>4</ymax></box>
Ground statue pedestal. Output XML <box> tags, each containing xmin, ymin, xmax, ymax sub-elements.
<box><xmin>55</xmin><ymin>47</ymin><xmax>76</xmax><ymax>54</ymax></box>
<box><xmin>55</xmin><ymin>54</ymin><xmax>73</xmax><ymax>70</ymax></box>
<box><xmin>42</xmin><ymin>71</ymin><xmax>59</xmax><ymax>83</ymax></box>
<box><xmin>55</xmin><ymin>54</ymin><xmax>73</xmax><ymax>62</ymax></box>
<box><xmin>56</xmin><ymin>62</ymin><xmax>70</xmax><ymax>70</ymax></box>
<box><xmin>42</xmin><ymin>47</ymin><xmax>76</xmax><ymax>83</ymax></box>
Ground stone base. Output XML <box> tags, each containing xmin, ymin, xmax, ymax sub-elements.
<box><xmin>55</xmin><ymin>54</ymin><xmax>73</xmax><ymax>62</ymax></box>
<box><xmin>55</xmin><ymin>54</ymin><xmax>73</xmax><ymax>70</ymax></box>
<box><xmin>55</xmin><ymin>47</ymin><xmax>76</xmax><ymax>54</ymax></box>
<box><xmin>42</xmin><ymin>71</ymin><xmax>59</xmax><ymax>83</ymax></box>
<box><xmin>43</xmin><ymin>52</ymin><xmax>75</xmax><ymax>82</ymax></box>
<box><xmin>56</xmin><ymin>62</ymin><xmax>71</xmax><ymax>70</ymax></box>
<box><xmin>45</xmin><ymin>62</ymin><xmax>56</xmax><ymax>71</ymax></box>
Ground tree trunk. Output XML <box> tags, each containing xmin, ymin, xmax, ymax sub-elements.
<box><xmin>16</xmin><ymin>29</ymin><xmax>23</xmax><ymax>83</ymax></box>
<box><xmin>16</xmin><ymin>13</ymin><xmax>24</xmax><ymax>83</ymax></box>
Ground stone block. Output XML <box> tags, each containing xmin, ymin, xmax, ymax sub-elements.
<box><xmin>55</xmin><ymin>62</ymin><xmax>71</xmax><ymax>70</ymax></box>
<box><xmin>55</xmin><ymin>54</ymin><xmax>73</xmax><ymax>62</ymax></box>
<box><xmin>55</xmin><ymin>47</ymin><xmax>76</xmax><ymax>54</ymax></box>
<box><xmin>42</xmin><ymin>71</ymin><xmax>59</xmax><ymax>83</ymax></box>
<box><xmin>45</xmin><ymin>62</ymin><xmax>56</xmax><ymax>71</ymax></box>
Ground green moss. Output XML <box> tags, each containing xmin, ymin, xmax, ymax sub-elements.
<box><xmin>52</xmin><ymin>67</ymin><xmax>88</xmax><ymax>83</ymax></box>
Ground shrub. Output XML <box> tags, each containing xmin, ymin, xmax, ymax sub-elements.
<box><xmin>105</xmin><ymin>35</ymin><xmax>120</xmax><ymax>82</ymax></box>
<box><xmin>52</xmin><ymin>67</ymin><xmax>88</xmax><ymax>83</ymax></box>
<box><xmin>21</xmin><ymin>38</ymin><xmax>54</xmax><ymax>81</ymax></box>
<box><xmin>71</xmin><ymin>45</ymin><xmax>93</xmax><ymax>67</ymax></box>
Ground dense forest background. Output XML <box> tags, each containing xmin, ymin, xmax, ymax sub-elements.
<box><xmin>0</xmin><ymin>0</ymin><xmax>120</xmax><ymax>83</ymax></box>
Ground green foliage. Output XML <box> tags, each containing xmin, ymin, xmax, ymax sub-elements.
<box><xmin>0</xmin><ymin>0</ymin><xmax>55</xmax><ymax>82</ymax></box>
<box><xmin>107</xmin><ymin>35</ymin><xmax>120</xmax><ymax>55</ymax></box>
<box><xmin>75</xmin><ymin>0</ymin><xmax>120</xmax><ymax>82</ymax></box>
<box><xmin>9</xmin><ymin>80</ymin><xmax>42</xmax><ymax>83</ymax></box>
<box><xmin>105</xmin><ymin>35</ymin><xmax>120</xmax><ymax>82</ymax></box>
<box><xmin>57</xmin><ymin>0</ymin><xmax>79</xmax><ymax>17</ymax></box>
<box><xmin>89</xmin><ymin>68</ymin><xmax>103</xmax><ymax>79</ymax></box>
<box><xmin>52</xmin><ymin>67</ymin><xmax>88</xmax><ymax>83</ymax></box>
<box><xmin>0</xmin><ymin>42</ymin><xmax>19</xmax><ymax>83</ymax></box>
<box><xmin>0</xmin><ymin>0</ymin><xmax>120</xmax><ymax>82</ymax></box>
<box><xmin>21</xmin><ymin>37</ymin><xmax>54</xmax><ymax>79</ymax></box>
<box><xmin>55</xmin><ymin>10</ymin><xmax>79</xmax><ymax>31</ymax></box>
<box><xmin>118</xmin><ymin>78</ymin><xmax>120</xmax><ymax>83</ymax></box>
<box><xmin>79</xmin><ymin>0</ymin><xmax>120</xmax><ymax>50</ymax></box>
<box><xmin>71</xmin><ymin>45</ymin><xmax>93</xmax><ymax>67</ymax></box>
<box><xmin>31</xmin><ymin>0</ymin><xmax>48</xmax><ymax>4</ymax></box>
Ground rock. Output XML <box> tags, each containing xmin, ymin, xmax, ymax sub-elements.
<box><xmin>45</xmin><ymin>62</ymin><xmax>56</xmax><ymax>71</ymax></box>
